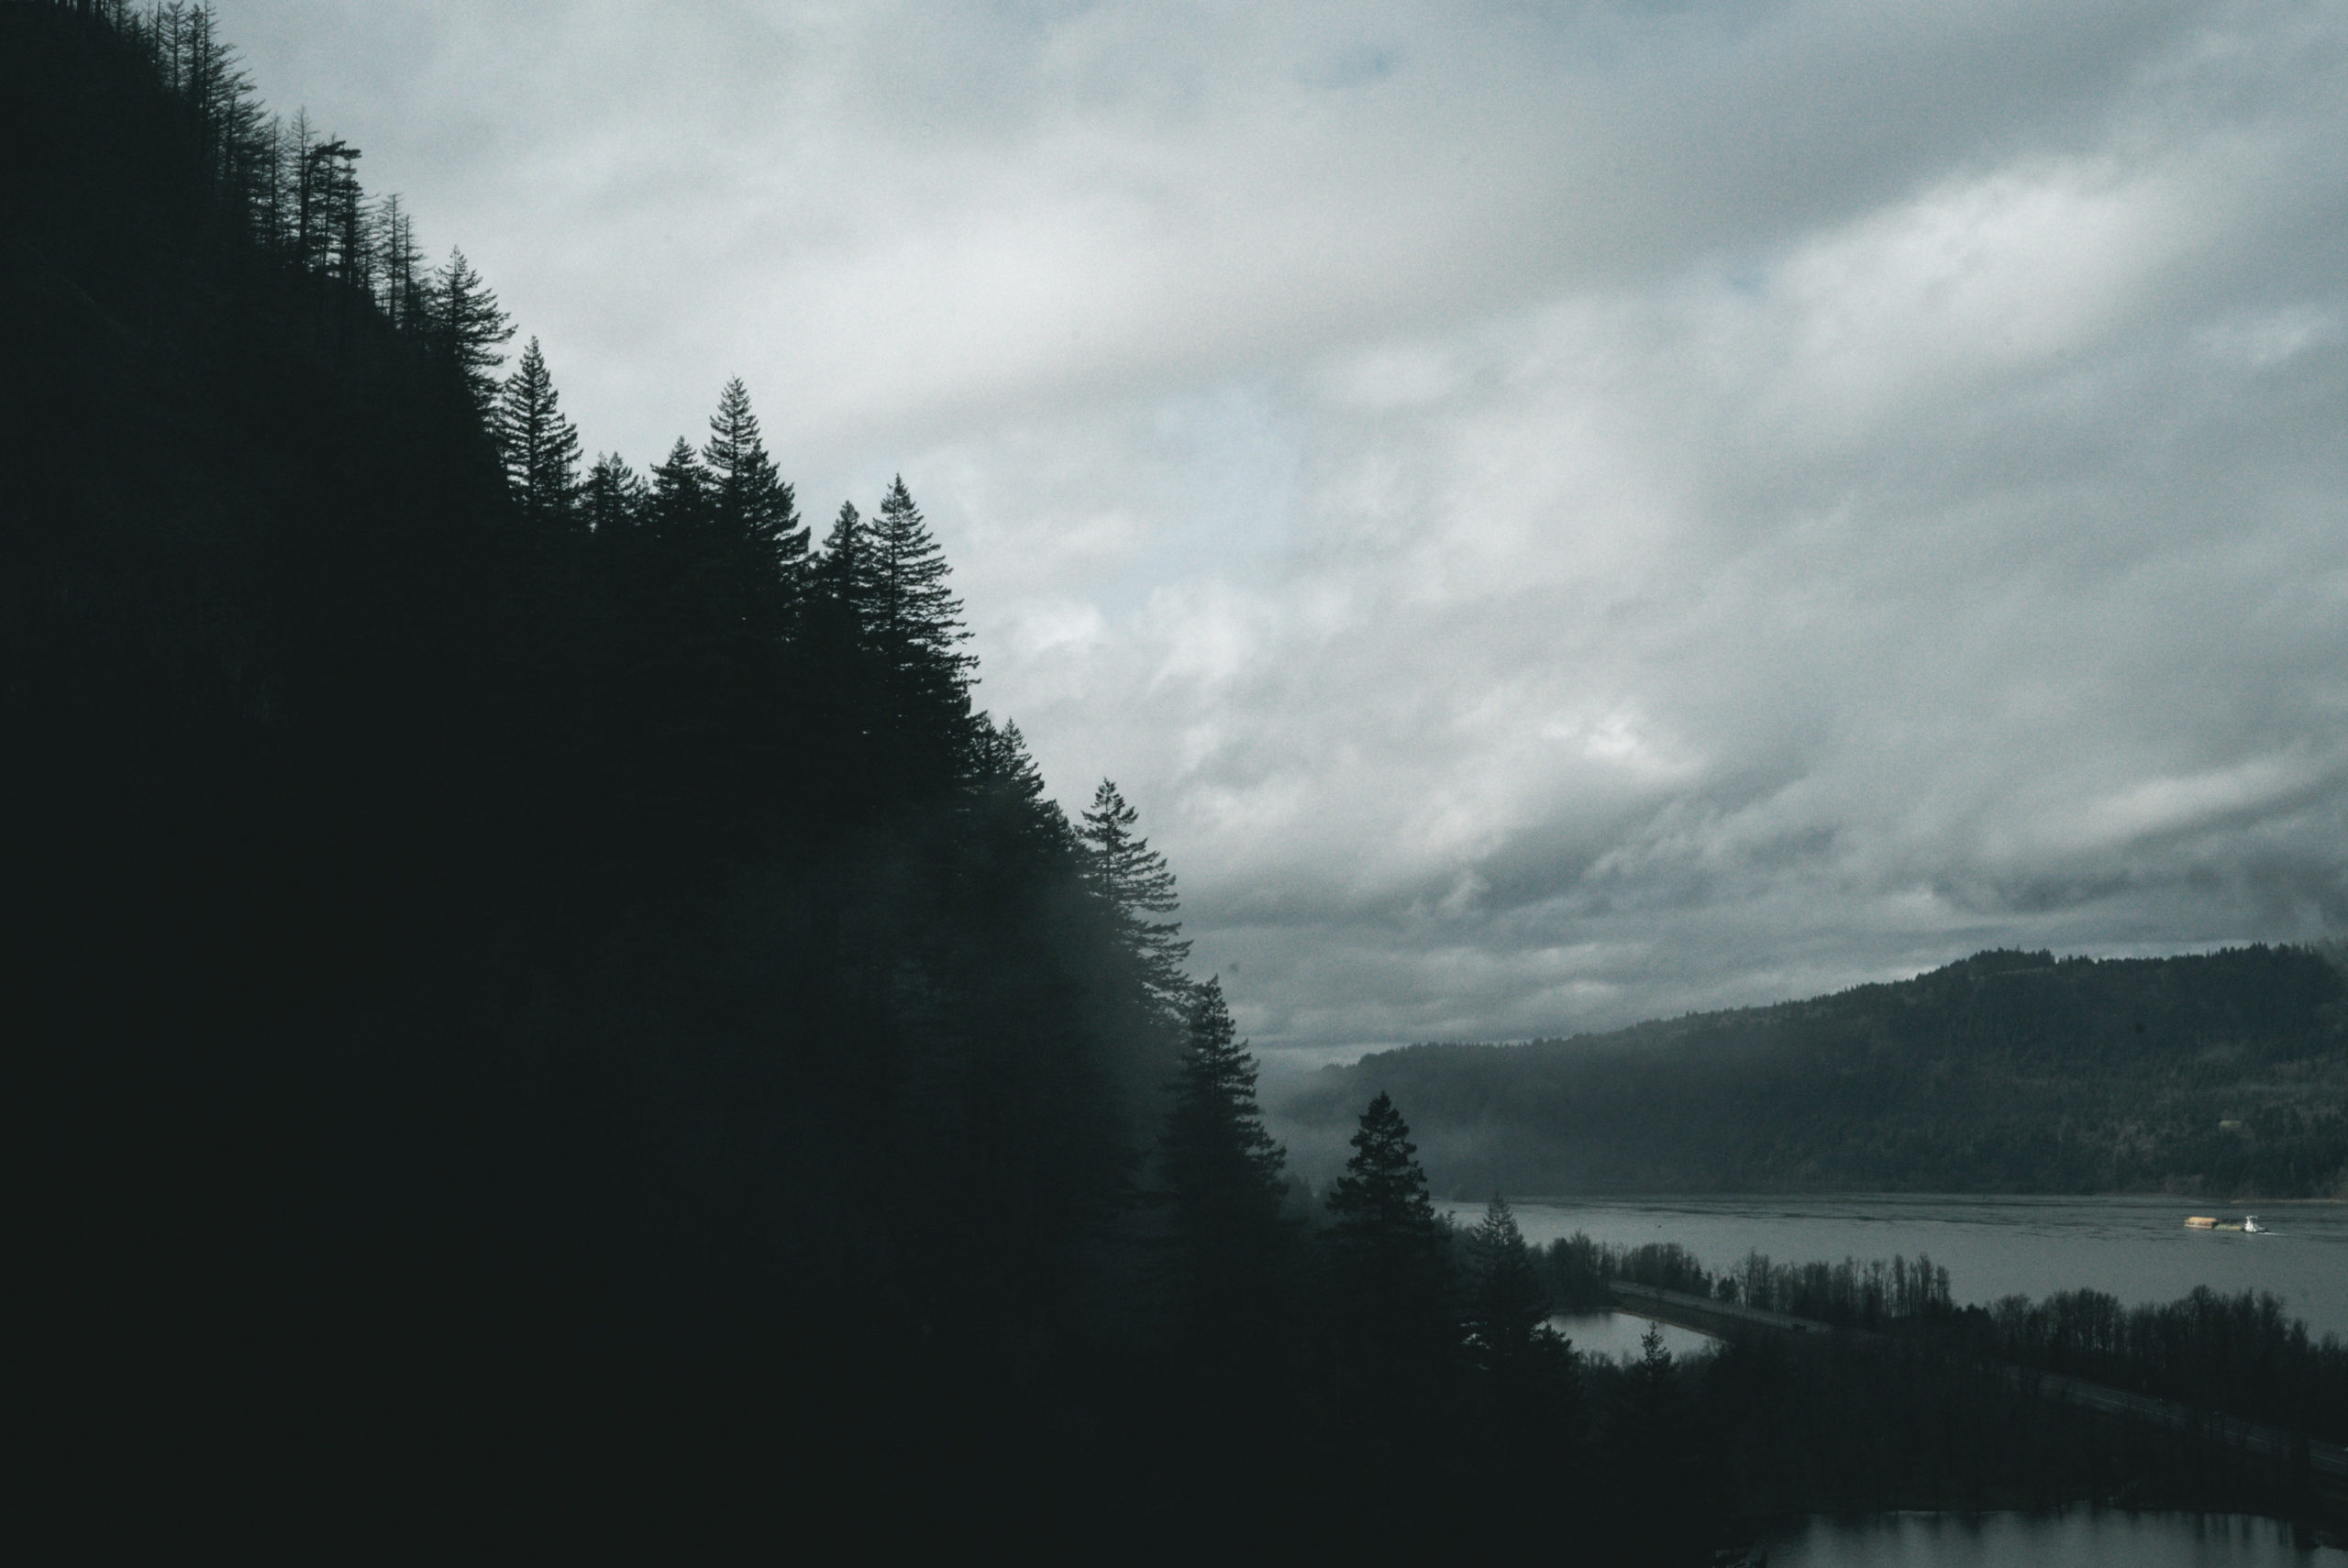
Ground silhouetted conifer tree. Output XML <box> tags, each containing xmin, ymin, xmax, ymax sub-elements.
<box><xmin>427</xmin><ymin>246</ymin><xmax>514</xmax><ymax>417</ymax></box>
<box><xmin>1161</xmin><ymin>977</ymin><xmax>1289</xmax><ymax>1323</ymax></box>
<box><xmin>1326</xmin><ymin>1092</ymin><xmax>1454</xmax><ymax>1365</ymax></box>
<box><xmin>968</xmin><ymin>714</ymin><xmax>1071</xmax><ymax>850</ymax></box>
<box><xmin>1077</xmin><ymin>780</ymin><xmax>1192</xmax><ymax>1018</ymax></box>
<box><xmin>497</xmin><ymin>337</ymin><xmax>581</xmax><ymax>528</ymax></box>
<box><xmin>581</xmin><ymin>451</ymin><xmax>645</xmax><ymax>534</ymax></box>
<box><xmin>816</xmin><ymin>500</ymin><xmax>864</xmax><ymax>620</ymax></box>
<box><xmin>1316</xmin><ymin>1091</ymin><xmax>1457</xmax><ymax>1506</ymax></box>
<box><xmin>371</xmin><ymin>192</ymin><xmax>420</xmax><ymax>329</ymax></box>
<box><xmin>1608</xmin><ymin>1321</ymin><xmax>1714</xmax><ymax>1561</ymax></box>
<box><xmin>648</xmin><ymin>436</ymin><xmax>711</xmax><ymax>542</ymax></box>
<box><xmin>703</xmin><ymin>379</ymin><xmax>805</xmax><ymax>581</ymax></box>
<box><xmin>862</xmin><ymin>477</ymin><xmax>975</xmax><ymax>758</ymax></box>
<box><xmin>1464</xmin><ymin>1196</ymin><xmax>1551</xmax><ymax>1375</ymax></box>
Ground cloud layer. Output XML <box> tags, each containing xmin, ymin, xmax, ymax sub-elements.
<box><xmin>217</xmin><ymin>1</ymin><xmax>2348</xmax><ymax>1055</ymax></box>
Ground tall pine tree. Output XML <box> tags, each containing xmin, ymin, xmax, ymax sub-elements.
<box><xmin>496</xmin><ymin>337</ymin><xmax>581</xmax><ymax>528</ymax></box>
<box><xmin>1077</xmin><ymin>780</ymin><xmax>1192</xmax><ymax>1019</ymax></box>
<box><xmin>703</xmin><ymin>380</ymin><xmax>805</xmax><ymax>578</ymax></box>
<box><xmin>1324</xmin><ymin>1092</ymin><xmax>1456</xmax><ymax>1392</ymax></box>
<box><xmin>580</xmin><ymin>452</ymin><xmax>645</xmax><ymax>535</ymax></box>
<box><xmin>1161</xmin><ymin>977</ymin><xmax>1289</xmax><ymax>1327</ymax></box>
<box><xmin>1464</xmin><ymin>1195</ymin><xmax>1553</xmax><ymax>1376</ymax></box>
<box><xmin>427</xmin><ymin>246</ymin><xmax>514</xmax><ymax>419</ymax></box>
<box><xmin>648</xmin><ymin>436</ymin><xmax>711</xmax><ymax>544</ymax></box>
<box><xmin>866</xmin><ymin>479</ymin><xmax>971</xmax><ymax>706</ymax></box>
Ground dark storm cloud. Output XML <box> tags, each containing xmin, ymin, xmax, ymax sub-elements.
<box><xmin>214</xmin><ymin>1</ymin><xmax>2348</xmax><ymax>1055</ymax></box>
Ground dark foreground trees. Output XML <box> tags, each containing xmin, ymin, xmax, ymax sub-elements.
<box><xmin>1161</xmin><ymin>978</ymin><xmax>1291</xmax><ymax>1339</ymax></box>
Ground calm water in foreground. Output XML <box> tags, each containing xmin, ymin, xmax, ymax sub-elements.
<box><xmin>1434</xmin><ymin>1194</ymin><xmax>2348</xmax><ymax>1338</ymax></box>
<box><xmin>1758</xmin><ymin>1507</ymin><xmax>2342</xmax><ymax>1565</ymax></box>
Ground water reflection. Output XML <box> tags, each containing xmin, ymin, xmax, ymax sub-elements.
<box><xmin>1761</xmin><ymin>1506</ymin><xmax>2342</xmax><ymax>1565</ymax></box>
<box><xmin>1546</xmin><ymin>1310</ymin><xmax>1716</xmax><ymax>1363</ymax></box>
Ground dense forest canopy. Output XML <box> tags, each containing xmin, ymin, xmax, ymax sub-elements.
<box><xmin>1282</xmin><ymin>945</ymin><xmax>2348</xmax><ymax>1198</ymax></box>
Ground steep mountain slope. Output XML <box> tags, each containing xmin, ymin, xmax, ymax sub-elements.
<box><xmin>1280</xmin><ymin>947</ymin><xmax>2348</xmax><ymax>1197</ymax></box>
<box><xmin>5</xmin><ymin>7</ymin><xmax>1168</xmax><ymax>1535</ymax></box>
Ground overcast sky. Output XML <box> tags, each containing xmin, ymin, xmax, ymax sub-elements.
<box><xmin>213</xmin><ymin>0</ymin><xmax>2348</xmax><ymax>1060</ymax></box>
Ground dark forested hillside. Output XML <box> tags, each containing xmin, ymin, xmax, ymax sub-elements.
<box><xmin>5</xmin><ymin>4</ymin><xmax>1176</xmax><ymax>1540</ymax></box>
<box><xmin>1282</xmin><ymin>947</ymin><xmax>2348</xmax><ymax>1198</ymax></box>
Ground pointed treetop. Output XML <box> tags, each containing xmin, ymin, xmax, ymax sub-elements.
<box><xmin>1078</xmin><ymin>780</ymin><xmax>1192</xmax><ymax>1014</ymax></box>
<box><xmin>701</xmin><ymin>378</ymin><xmax>803</xmax><ymax>567</ymax></box>
<box><xmin>1160</xmin><ymin>974</ymin><xmax>1290</xmax><ymax>1303</ymax></box>
<box><xmin>1326</xmin><ymin>1091</ymin><xmax>1440</xmax><ymax>1244</ymax></box>
<box><xmin>865</xmin><ymin>477</ymin><xmax>971</xmax><ymax>665</ymax></box>
<box><xmin>429</xmin><ymin>246</ymin><xmax>515</xmax><ymax>416</ymax></box>
<box><xmin>497</xmin><ymin>337</ymin><xmax>581</xmax><ymax>526</ymax></box>
<box><xmin>581</xmin><ymin>451</ymin><xmax>645</xmax><ymax>533</ymax></box>
<box><xmin>704</xmin><ymin>377</ymin><xmax>762</xmax><ymax>474</ymax></box>
<box><xmin>1465</xmin><ymin>1193</ymin><xmax>1552</xmax><ymax>1371</ymax></box>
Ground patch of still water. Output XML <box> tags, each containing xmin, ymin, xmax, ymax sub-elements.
<box><xmin>1546</xmin><ymin>1310</ymin><xmax>1716</xmax><ymax>1363</ymax></box>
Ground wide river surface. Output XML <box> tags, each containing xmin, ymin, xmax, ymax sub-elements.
<box><xmin>1434</xmin><ymin>1194</ymin><xmax>2348</xmax><ymax>1338</ymax></box>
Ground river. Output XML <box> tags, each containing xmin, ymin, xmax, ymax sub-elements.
<box><xmin>1435</xmin><ymin>1193</ymin><xmax>2348</xmax><ymax>1338</ymax></box>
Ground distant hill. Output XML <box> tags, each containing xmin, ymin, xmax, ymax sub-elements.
<box><xmin>1276</xmin><ymin>947</ymin><xmax>2348</xmax><ymax>1198</ymax></box>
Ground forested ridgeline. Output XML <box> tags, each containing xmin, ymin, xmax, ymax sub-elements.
<box><xmin>5</xmin><ymin>6</ymin><xmax>1686</xmax><ymax>1554</ymax></box>
<box><xmin>5</xmin><ymin>0</ymin><xmax>1177</xmax><ymax>1542</ymax></box>
<box><xmin>1283</xmin><ymin>946</ymin><xmax>2348</xmax><ymax>1197</ymax></box>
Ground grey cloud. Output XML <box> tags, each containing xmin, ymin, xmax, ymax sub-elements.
<box><xmin>212</xmin><ymin>1</ymin><xmax>2348</xmax><ymax>1055</ymax></box>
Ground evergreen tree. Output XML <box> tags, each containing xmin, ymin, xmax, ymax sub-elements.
<box><xmin>648</xmin><ymin>436</ymin><xmax>711</xmax><ymax>542</ymax></box>
<box><xmin>1609</xmin><ymin>1321</ymin><xmax>1712</xmax><ymax>1561</ymax></box>
<box><xmin>373</xmin><ymin>192</ymin><xmax>428</xmax><ymax>337</ymax></box>
<box><xmin>1464</xmin><ymin>1195</ymin><xmax>1552</xmax><ymax>1376</ymax></box>
<box><xmin>968</xmin><ymin>715</ymin><xmax>1071</xmax><ymax>850</ymax></box>
<box><xmin>580</xmin><ymin>452</ymin><xmax>645</xmax><ymax>534</ymax></box>
<box><xmin>1324</xmin><ymin>1091</ymin><xmax>1455</xmax><ymax>1371</ymax></box>
<box><xmin>496</xmin><ymin>337</ymin><xmax>581</xmax><ymax>528</ymax></box>
<box><xmin>307</xmin><ymin>138</ymin><xmax>363</xmax><ymax>288</ymax></box>
<box><xmin>1161</xmin><ymin>977</ymin><xmax>1289</xmax><ymax>1320</ymax></box>
<box><xmin>864</xmin><ymin>480</ymin><xmax>963</xmax><ymax>649</ymax></box>
<box><xmin>1466</xmin><ymin>1196</ymin><xmax>1585</xmax><ymax>1508</ymax></box>
<box><xmin>860</xmin><ymin>479</ymin><xmax>975</xmax><ymax>737</ymax></box>
<box><xmin>703</xmin><ymin>378</ymin><xmax>806</xmax><ymax>582</ymax></box>
<box><xmin>282</xmin><ymin>105</ymin><xmax>319</xmax><ymax>268</ymax></box>
<box><xmin>816</xmin><ymin>499</ymin><xmax>864</xmax><ymax>623</ymax></box>
<box><xmin>427</xmin><ymin>246</ymin><xmax>514</xmax><ymax>418</ymax></box>
<box><xmin>1077</xmin><ymin>780</ymin><xmax>1192</xmax><ymax>1018</ymax></box>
